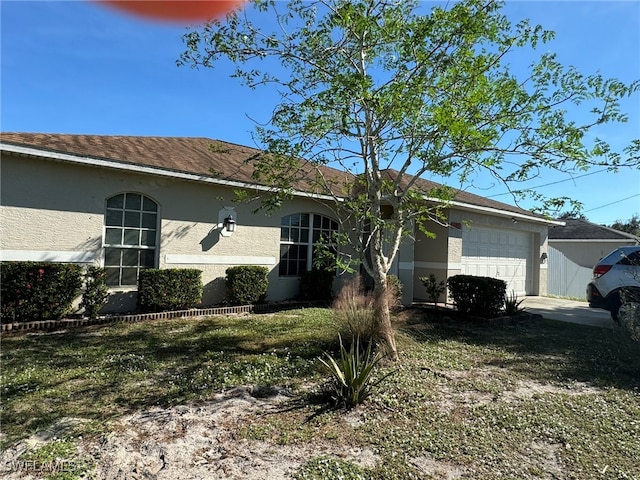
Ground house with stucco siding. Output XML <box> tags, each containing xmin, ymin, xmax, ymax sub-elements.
<box><xmin>0</xmin><ymin>133</ymin><xmax>560</xmax><ymax>313</ymax></box>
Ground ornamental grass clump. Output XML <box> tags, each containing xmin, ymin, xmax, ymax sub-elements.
<box><xmin>332</xmin><ymin>276</ymin><xmax>378</xmax><ymax>346</ymax></box>
<box><xmin>319</xmin><ymin>335</ymin><xmax>391</xmax><ymax>408</ymax></box>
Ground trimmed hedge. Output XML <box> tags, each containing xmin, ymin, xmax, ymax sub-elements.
<box><xmin>80</xmin><ymin>266</ymin><xmax>109</xmax><ymax>319</ymax></box>
<box><xmin>1</xmin><ymin>262</ymin><xmax>83</xmax><ymax>322</ymax></box>
<box><xmin>299</xmin><ymin>269</ymin><xmax>334</xmax><ymax>302</ymax></box>
<box><xmin>137</xmin><ymin>268</ymin><xmax>203</xmax><ymax>313</ymax></box>
<box><xmin>447</xmin><ymin>274</ymin><xmax>506</xmax><ymax>318</ymax></box>
<box><xmin>226</xmin><ymin>266</ymin><xmax>269</xmax><ymax>305</ymax></box>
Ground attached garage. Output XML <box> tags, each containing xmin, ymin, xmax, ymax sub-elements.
<box><xmin>461</xmin><ymin>226</ymin><xmax>532</xmax><ymax>295</ymax></box>
<box><xmin>403</xmin><ymin>175</ymin><xmax>559</xmax><ymax>304</ymax></box>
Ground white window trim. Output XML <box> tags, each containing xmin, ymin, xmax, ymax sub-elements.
<box><xmin>279</xmin><ymin>212</ymin><xmax>339</xmax><ymax>276</ymax></box>
<box><xmin>103</xmin><ymin>192</ymin><xmax>160</xmax><ymax>287</ymax></box>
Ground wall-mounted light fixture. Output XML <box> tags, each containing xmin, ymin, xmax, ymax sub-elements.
<box><xmin>218</xmin><ymin>207</ymin><xmax>237</xmax><ymax>237</ymax></box>
<box><xmin>540</xmin><ymin>252</ymin><xmax>548</xmax><ymax>264</ymax></box>
<box><xmin>223</xmin><ymin>215</ymin><xmax>236</xmax><ymax>233</ymax></box>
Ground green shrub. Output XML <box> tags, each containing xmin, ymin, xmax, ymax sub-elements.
<box><xmin>225</xmin><ymin>266</ymin><xmax>269</xmax><ymax>305</ymax></box>
<box><xmin>299</xmin><ymin>268</ymin><xmax>335</xmax><ymax>302</ymax></box>
<box><xmin>1</xmin><ymin>262</ymin><xmax>83</xmax><ymax>322</ymax></box>
<box><xmin>619</xmin><ymin>303</ymin><xmax>640</xmax><ymax>342</ymax></box>
<box><xmin>419</xmin><ymin>273</ymin><xmax>446</xmax><ymax>305</ymax></box>
<box><xmin>137</xmin><ymin>269</ymin><xmax>202</xmax><ymax>313</ymax></box>
<box><xmin>319</xmin><ymin>335</ymin><xmax>392</xmax><ymax>408</ymax></box>
<box><xmin>332</xmin><ymin>276</ymin><xmax>378</xmax><ymax>345</ymax></box>
<box><xmin>80</xmin><ymin>266</ymin><xmax>109</xmax><ymax>318</ymax></box>
<box><xmin>447</xmin><ymin>274</ymin><xmax>506</xmax><ymax>318</ymax></box>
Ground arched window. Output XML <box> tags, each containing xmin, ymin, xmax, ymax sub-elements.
<box><xmin>104</xmin><ymin>193</ymin><xmax>158</xmax><ymax>287</ymax></box>
<box><xmin>279</xmin><ymin>213</ymin><xmax>338</xmax><ymax>276</ymax></box>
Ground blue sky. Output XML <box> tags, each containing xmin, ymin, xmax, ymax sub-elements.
<box><xmin>2</xmin><ymin>0</ymin><xmax>639</xmax><ymax>225</ymax></box>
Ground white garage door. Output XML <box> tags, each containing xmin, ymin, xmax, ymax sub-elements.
<box><xmin>461</xmin><ymin>226</ymin><xmax>532</xmax><ymax>295</ymax></box>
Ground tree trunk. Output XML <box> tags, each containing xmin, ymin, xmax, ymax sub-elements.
<box><xmin>373</xmin><ymin>271</ymin><xmax>399</xmax><ymax>361</ymax></box>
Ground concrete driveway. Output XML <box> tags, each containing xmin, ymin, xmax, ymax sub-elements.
<box><xmin>521</xmin><ymin>296</ymin><xmax>613</xmax><ymax>329</ymax></box>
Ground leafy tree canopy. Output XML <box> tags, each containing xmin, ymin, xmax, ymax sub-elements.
<box><xmin>179</xmin><ymin>0</ymin><xmax>640</xmax><ymax>358</ymax></box>
<box><xmin>557</xmin><ymin>211</ymin><xmax>588</xmax><ymax>221</ymax></box>
<box><xmin>610</xmin><ymin>214</ymin><xmax>640</xmax><ymax>237</ymax></box>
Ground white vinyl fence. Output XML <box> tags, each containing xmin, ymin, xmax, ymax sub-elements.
<box><xmin>547</xmin><ymin>246</ymin><xmax>593</xmax><ymax>299</ymax></box>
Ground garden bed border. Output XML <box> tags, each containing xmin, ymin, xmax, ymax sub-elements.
<box><xmin>0</xmin><ymin>301</ymin><xmax>322</xmax><ymax>334</ymax></box>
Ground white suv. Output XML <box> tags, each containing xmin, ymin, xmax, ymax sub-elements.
<box><xmin>587</xmin><ymin>246</ymin><xmax>640</xmax><ymax>321</ymax></box>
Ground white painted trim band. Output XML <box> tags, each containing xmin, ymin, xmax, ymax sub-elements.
<box><xmin>165</xmin><ymin>254</ymin><xmax>276</xmax><ymax>265</ymax></box>
<box><xmin>414</xmin><ymin>261</ymin><xmax>462</xmax><ymax>270</ymax></box>
<box><xmin>0</xmin><ymin>250</ymin><xmax>96</xmax><ymax>263</ymax></box>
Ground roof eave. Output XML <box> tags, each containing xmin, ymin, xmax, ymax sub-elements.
<box><xmin>550</xmin><ymin>238</ymin><xmax>640</xmax><ymax>243</ymax></box>
<box><xmin>422</xmin><ymin>195</ymin><xmax>564</xmax><ymax>226</ymax></box>
<box><xmin>0</xmin><ymin>142</ymin><xmax>338</xmax><ymax>202</ymax></box>
<box><xmin>2</xmin><ymin>142</ymin><xmax>557</xmax><ymax>221</ymax></box>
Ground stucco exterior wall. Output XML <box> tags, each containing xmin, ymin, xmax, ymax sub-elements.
<box><xmin>411</xmin><ymin>221</ymin><xmax>449</xmax><ymax>302</ymax></box>
<box><xmin>449</xmin><ymin>209</ymin><xmax>548</xmax><ymax>296</ymax></box>
<box><xmin>1</xmin><ymin>156</ymin><xmax>106</xmax><ymax>257</ymax></box>
<box><xmin>2</xmin><ymin>151</ymin><xmax>553</xmax><ymax>313</ymax></box>
<box><xmin>408</xmin><ymin>208</ymin><xmax>550</xmax><ymax>302</ymax></box>
<box><xmin>1</xmin><ymin>153</ymin><xmax>340</xmax><ymax>311</ymax></box>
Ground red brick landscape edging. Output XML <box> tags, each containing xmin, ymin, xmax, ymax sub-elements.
<box><xmin>0</xmin><ymin>302</ymin><xmax>319</xmax><ymax>334</ymax></box>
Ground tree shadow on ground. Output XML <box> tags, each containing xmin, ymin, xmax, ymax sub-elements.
<box><xmin>1</xmin><ymin>313</ymin><xmax>337</xmax><ymax>444</ymax></box>
<box><xmin>402</xmin><ymin>308</ymin><xmax>640</xmax><ymax>391</ymax></box>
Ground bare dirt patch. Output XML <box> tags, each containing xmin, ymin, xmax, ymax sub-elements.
<box><xmin>0</xmin><ymin>386</ymin><xmax>379</xmax><ymax>480</ymax></box>
<box><xmin>2</xmin><ymin>375</ymin><xmax>596</xmax><ymax>479</ymax></box>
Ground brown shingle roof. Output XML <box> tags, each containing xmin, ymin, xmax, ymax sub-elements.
<box><xmin>1</xmin><ymin>132</ymin><xmax>253</xmax><ymax>179</ymax></box>
<box><xmin>381</xmin><ymin>169</ymin><xmax>541</xmax><ymax>218</ymax></box>
<box><xmin>1</xmin><ymin>132</ymin><xmax>542</xmax><ymax>219</ymax></box>
<box><xmin>0</xmin><ymin>132</ymin><xmax>349</xmax><ymax>193</ymax></box>
<box><xmin>549</xmin><ymin>219</ymin><xmax>639</xmax><ymax>241</ymax></box>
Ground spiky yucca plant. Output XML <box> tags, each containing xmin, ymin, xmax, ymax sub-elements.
<box><xmin>504</xmin><ymin>290</ymin><xmax>525</xmax><ymax>316</ymax></box>
<box><xmin>319</xmin><ymin>335</ymin><xmax>391</xmax><ymax>408</ymax></box>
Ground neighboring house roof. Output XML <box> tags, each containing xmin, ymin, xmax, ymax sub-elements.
<box><xmin>549</xmin><ymin>219</ymin><xmax>639</xmax><ymax>242</ymax></box>
<box><xmin>1</xmin><ymin>132</ymin><xmax>555</xmax><ymax>224</ymax></box>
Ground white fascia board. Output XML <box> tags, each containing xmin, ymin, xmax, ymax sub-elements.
<box><xmin>1</xmin><ymin>143</ymin><xmax>337</xmax><ymax>202</ymax></box>
<box><xmin>421</xmin><ymin>194</ymin><xmax>564</xmax><ymax>226</ymax></box>
<box><xmin>2</xmin><ymin>143</ymin><xmax>559</xmax><ymax>222</ymax></box>
<box><xmin>549</xmin><ymin>238</ymin><xmax>638</xmax><ymax>243</ymax></box>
